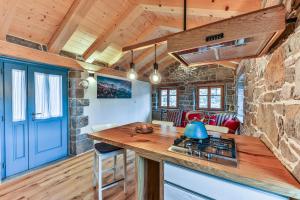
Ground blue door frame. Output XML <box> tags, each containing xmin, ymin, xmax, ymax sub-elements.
<box><xmin>0</xmin><ymin>56</ymin><xmax>69</xmax><ymax>181</ymax></box>
<box><xmin>0</xmin><ymin>61</ymin><xmax>4</xmax><ymax>181</ymax></box>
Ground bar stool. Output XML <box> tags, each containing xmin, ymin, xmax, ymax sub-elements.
<box><xmin>93</xmin><ymin>143</ymin><xmax>127</xmax><ymax>199</ymax></box>
<box><xmin>91</xmin><ymin>125</ymin><xmax>127</xmax><ymax>200</ymax></box>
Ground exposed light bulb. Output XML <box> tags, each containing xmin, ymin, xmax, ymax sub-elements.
<box><xmin>149</xmin><ymin>45</ymin><xmax>161</xmax><ymax>84</ymax></box>
<box><xmin>152</xmin><ymin>74</ymin><xmax>159</xmax><ymax>82</ymax></box>
<box><xmin>127</xmin><ymin>68</ymin><xmax>137</xmax><ymax>80</ymax></box>
<box><xmin>149</xmin><ymin>69</ymin><xmax>161</xmax><ymax>84</ymax></box>
<box><xmin>127</xmin><ymin>51</ymin><xmax>137</xmax><ymax>80</ymax></box>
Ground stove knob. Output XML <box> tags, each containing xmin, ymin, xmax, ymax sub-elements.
<box><xmin>185</xmin><ymin>143</ymin><xmax>192</xmax><ymax>155</ymax></box>
<box><xmin>185</xmin><ymin>141</ymin><xmax>192</xmax><ymax>147</ymax></box>
<box><xmin>174</xmin><ymin>138</ymin><xmax>182</xmax><ymax>145</ymax></box>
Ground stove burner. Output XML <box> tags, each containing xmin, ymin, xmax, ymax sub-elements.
<box><xmin>169</xmin><ymin>135</ymin><xmax>238</xmax><ymax>167</ymax></box>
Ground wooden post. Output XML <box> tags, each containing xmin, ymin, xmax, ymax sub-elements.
<box><xmin>135</xmin><ymin>155</ymin><xmax>145</xmax><ymax>200</ymax></box>
<box><xmin>135</xmin><ymin>154</ymin><xmax>161</xmax><ymax>200</ymax></box>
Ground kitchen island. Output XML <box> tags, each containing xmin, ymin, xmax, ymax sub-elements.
<box><xmin>88</xmin><ymin>122</ymin><xmax>300</xmax><ymax>200</ymax></box>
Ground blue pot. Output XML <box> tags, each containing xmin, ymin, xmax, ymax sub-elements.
<box><xmin>184</xmin><ymin>121</ymin><xmax>208</xmax><ymax>139</ymax></box>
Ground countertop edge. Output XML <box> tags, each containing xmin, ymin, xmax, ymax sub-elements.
<box><xmin>88</xmin><ymin>133</ymin><xmax>300</xmax><ymax>199</ymax></box>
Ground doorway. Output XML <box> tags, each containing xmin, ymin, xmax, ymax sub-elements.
<box><xmin>1</xmin><ymin>59</ymin><xmax>68</xmax><ymax>178</ymax></box>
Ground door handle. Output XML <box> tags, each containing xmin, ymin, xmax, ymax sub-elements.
<box><xmin>32</xmin><ymin>113</ymin><xmax>42</xmax><ymax>120</ymax></box>
<box><xmin>32</xmin><ymin>113</ymin><xmax>42</xmax><ymax>116</ymax></box>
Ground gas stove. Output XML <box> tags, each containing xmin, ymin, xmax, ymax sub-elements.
<box><xmin>168</xmin><ymin>135</ymin><xmax>238</xmax><ymax>167</ymax></box>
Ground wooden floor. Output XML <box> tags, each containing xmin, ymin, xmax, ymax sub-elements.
<box><xmin>0</xmin><ymin>151</ymin><xmax>136</xmax><ymax>200</ymax></box>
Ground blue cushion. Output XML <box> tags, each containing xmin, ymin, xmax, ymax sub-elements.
<box><xmin>94</xmin><ymin>142</ymin><xmax>122</xmax><ymax>154</ymax></box>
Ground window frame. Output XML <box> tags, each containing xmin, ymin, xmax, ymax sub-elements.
<box><xmin>197</xmin><ymin>85</ymin><xmax>224</xmax><ymax>111</ymax></box>
<box><xmin>159</xmin><ymin>88</ymin><xmax>178</xmax><ymax>109</ymax></box>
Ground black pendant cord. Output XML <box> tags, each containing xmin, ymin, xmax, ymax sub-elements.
<box><xmin>130</xmin><ymin>50</ymin><xmax>134</xmax><ymax>69</ymax></box>
<box><xmin>183</xmin><ymin>0</ymin><xmax>187</xmax><ymax>31</ymax></box>
<box><xmin>153</xmin><ymin>44</ymin><xmax>158</xmax><ymax>70</ymax></box>
<box><xmin>154</xmin><ymin>44</ymin><xmax>157</xmax><ymax>63</ymax></box>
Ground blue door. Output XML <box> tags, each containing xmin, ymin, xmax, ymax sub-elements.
<box><xmin>4</xmin><ymin>62</ymin><xmax>29</xmax><ymax>177</ymax></box>
<box><xmin>27</xmin><ymin>66</ymin><xmax>68</xmax><ymax>168</ymax></box>
<box><xmin>3</xmin><ymin>60</ymin><xmax>68</xmax><ymax>178</ymax></box>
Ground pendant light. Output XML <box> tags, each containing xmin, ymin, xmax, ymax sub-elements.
<box><xmin>149</xmin><ymin>44</ymin><xmax>161</xmax><ymax>84</ymax></box>
<box><xmin>127</xmin><ymin>50</ymin><xmax>137</xmax><ymax>80</ymax></box>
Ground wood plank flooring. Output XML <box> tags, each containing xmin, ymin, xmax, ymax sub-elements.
<box><xmin>0</xmin><ymin>151</ymin><xmax>136</xmax><ymax>200</ymax></box>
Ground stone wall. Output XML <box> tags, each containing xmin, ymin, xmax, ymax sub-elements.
<box><xmin>238</xmin><ymin>24</ymin><xmax>300</xmax><ymax>181</ymax></box>
<box><xmin>152</xmin><ymin>62</ymin><xmax>236</xmax><ymax>119</ymax></box>
<box><xmin>69</xmin><ymin>71</ymin><xmax>93</xmax><ymax>155</ymax></box>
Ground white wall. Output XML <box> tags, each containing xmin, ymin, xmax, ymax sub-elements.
<box><xmin>81</xmin><ymin>73</ymin><xmax>152</xmax><ymax>134</ymax></box>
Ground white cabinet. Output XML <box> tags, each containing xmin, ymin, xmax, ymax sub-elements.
<box><xmin>164</xmin><ymin>182</ymin><xmax>210</xmax><ymax>200</ymax></box>
<box><xmin>164</xmin><ymin>162</ymin><xmax>288</xmax><ymax>200</ymax></box>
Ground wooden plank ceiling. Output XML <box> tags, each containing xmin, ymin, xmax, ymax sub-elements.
<box><xmin>0</xmin><ymin>0</ymin><xmax>262</xmax><ymax>76</ymax></box>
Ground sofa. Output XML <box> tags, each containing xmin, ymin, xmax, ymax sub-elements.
<box><xmin>159</xmin><ymin>109</ymin><xmax>241</xmax><ymax>134</ymax></box>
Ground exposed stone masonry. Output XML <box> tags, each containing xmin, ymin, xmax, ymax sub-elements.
<box><xmin>152</xmin><ymin>62</ymin><xmax>236</xmax><ymax>120</ymax></box>
<box><xmin>239</xmin><ymin>22</ymin><xmax>300</xmax><ymax>181</ymax></box>
<box><xmin>69</xmin><ymin>71</ymin><xmax>93</xmax><ymax>155</ymax></box>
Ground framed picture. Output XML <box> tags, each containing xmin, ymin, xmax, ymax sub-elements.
<box><xmin>97</xmin><ymin>76</ymin><xmax>132</xmax><ymax>98</ymax></box>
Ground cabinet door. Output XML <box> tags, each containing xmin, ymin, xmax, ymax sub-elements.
<box><xmin>164</xmin><ymin>162</ymin><xmax>289</xmax><ymax>200</ymax></box>
<box><xmin>164</xmin><ymin>182</ymin><xmax>212</xmax><ymax>200</ymax></box>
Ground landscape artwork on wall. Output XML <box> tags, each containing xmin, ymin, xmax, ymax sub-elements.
<box><xmin>97</xmin><ymin>76</ymin><xmax>132</xmax><ymax>98</ymax></box>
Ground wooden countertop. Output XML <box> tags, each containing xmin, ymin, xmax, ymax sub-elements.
<box><xmin>88</xmin><ymin>122</ymin><xmax>300</xmax><ymax>199</ymax></box>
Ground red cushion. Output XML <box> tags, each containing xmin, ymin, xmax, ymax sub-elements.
<box><xmin>207</xmin><ymin>115</ymin><xmax>217</xmax><ymax>125</ymax></box>
<box><xmin>222</xmin><ymin>119</ymin><xmax>240</xmax><ymax>134</ymax></box>
<box><xmin>187</xmin><ymin>113</ymin><xmax>202</xmax><ymax>122</ymax></box>
<box><xmin>181</xmin><ymin>111</ymin><xmax>188</xmax><ymax>127</ymax></box>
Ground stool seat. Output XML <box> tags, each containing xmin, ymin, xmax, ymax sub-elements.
<box><xmin>94</xmin><ymin>143</ymin><xmax>122</xmax><ymax>154</ymax></box>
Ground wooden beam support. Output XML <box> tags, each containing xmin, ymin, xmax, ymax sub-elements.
<box><xmin>47</xmin><ymin>0</ymin><xmax>97</xmax><ymax>53</ymax></box>
<box><xmin>133</xmin><ymin>0</ymin><xmax>261</xmax><ymax>12</ymax></box>
<box><xmin>0</xmin><ymin>40</ymin><xmax>148</xmax><ymax>82</ymax></box>
<box><xmin>0</xmin><ymin>0</ymin><xmax>19</xmax><ymax>40</ymax></box>
<box><xmin>0</xmin><ymin>40</ymin><xmax>82</xmax><ymax>70</ymax></box>
<box><xmin>215</xmin><ymin>61</ymin><xmax>238</xmax><ymax>69</ymax></box>
<box><xmin>190</xmin><ymin>61</ymin><xmax>238</xmax><ymax>69</ymax></box>
<box><xmin>123</xmin><ymin>4</ymin><xmax>284</xmax><ymax>54</ymax></box>
<box><xmin>142</xmin><ymin>4</ymin><xmax>241</xmax><ymax>18</ymax></box>
<box><xmin>78</xmin><ymin>61</ymin><xmax>146</xmax><ymax>81</ymax></box>
<box><xmin>122</xmin><ymin>33</ymin><xmax>171</xmax><ymax>52</ymax></box>
<box><xmin>83</xmin><ymin>3</ymin><xmax>144</xmax><ymax>62</ymax></box>
<box><xmin>123</xmin><ymin>0</ymin><xmax>262</xmax><ymax>52</ymax></box>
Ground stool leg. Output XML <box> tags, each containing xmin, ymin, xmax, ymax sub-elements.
<box><xmin>93</xmin><ymin>151</ymin><xmax>97</xmax><ymax>187</ymax></box>
<box><xmin>98</xmin><ymin>154</ymin><xmax>103</xmax><ymax>200</ymax></box>
<box><xmin>113</xmin><ymin>155</ymin><xmax>117</xmax><ymax>180</ymax></box>
<box><xmin>123</xmin><ymin>150</ymin><xmax>127</xmax><ymax>194</ymax></box>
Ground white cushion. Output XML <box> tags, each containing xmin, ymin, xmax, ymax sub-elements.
<box><xmin>152</xmin><ymin>120</ymin><xmax>174</xmax><ymax>126</ymax></box>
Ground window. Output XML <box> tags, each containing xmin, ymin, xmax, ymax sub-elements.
<box><xmin>198</xmin><ymin>86</ymin><xmax>224</xmax><ymax>110</ymax></box>
<box><xmin>12</xmin><ymin>69</ymin><xmax>26</xmax><ymax>122</ymax></box>
<box><xmin>160</xmin><ymin>88</ymin><xmax>178</xmax><ymax>108</ymax></box>
<box><xmin>237</xmin><ymin>75</ymin><xmax>245</xmax><ymax>122</ymax></box>
<box><xmin>35</xmin><ymin>72</ymin><xmax>62</xmax><ymax>119</ymax></box>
